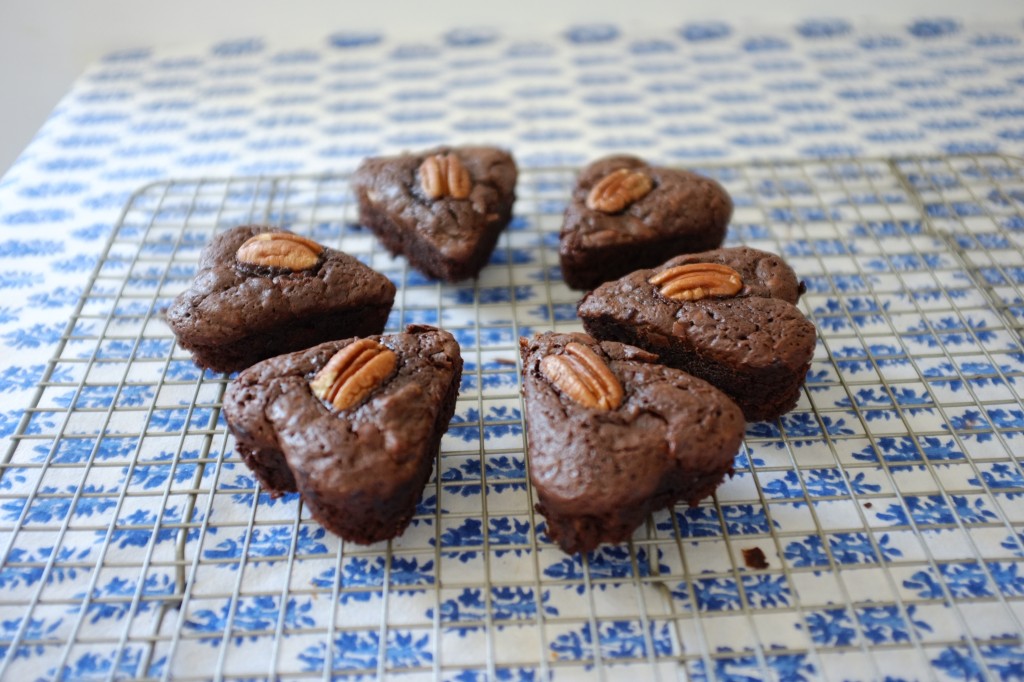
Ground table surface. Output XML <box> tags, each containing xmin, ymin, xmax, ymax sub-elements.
<box><xmin>2</xmin><ymin>18</ymin><xmax>1024</xmax><ymax>681</ymax></box>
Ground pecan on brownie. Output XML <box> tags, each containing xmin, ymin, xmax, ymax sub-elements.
<box><xmin>521</xmin><ymin>331</ymin><xmax>744</xmax><ymax>554</ymax></box>
<box><xmin>578</xmin><ymin>246</ymin><xmax>816</xmax><ymax>421</ymax></box>
<box><xmin>223</xmin><ymin>325</ymin><xmax>462</xmax><ymax>544</ymax></box>
<box><xmin>559</xmin><ymin>155</ymin><xmax>732</xmax><ymax>290</ymax></box>
<box><xmin>351</xmin><ymin>146</ymin><xmax>517</xmax><ymax>282</ymax></box>
<box><xmin>166</xmin><ymin>225</ymin><xmax>396</xmax><ymax>373</ymax></box>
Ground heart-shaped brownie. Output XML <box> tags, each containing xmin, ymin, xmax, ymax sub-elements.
<box><xmin>559</xmin><ymin>155</ymin><xmax>732</xmax><ymax>290</ymax></box>
<box><xmin>351</xmin><ymin>146</ymin><xmax>518</xmax><ymax>282</ymax></box>
<box><xmin>223</xmin><ymin>325</ymin><xmax>462</xmax><ymax>544</ymax></box>
<box><xmin>520</xmin><ymin>332</ymin><xmax>745</xmax><ymax>554</ymax></box>
<box><xmin>166</xmin><ymin>225</ymin><xmax>396</xmax><ymax>373</ymax></box>
<box><xmin>578</xmin><ymin>246</ymin><xmax>816</xmax><ymax>421</ymax></box>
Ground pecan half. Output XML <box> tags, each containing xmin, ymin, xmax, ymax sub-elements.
<box><xmin>309</xmin><ymin>339</ymin><xmax>397</xmax><ymax>411</ymax></box>
<box><xmin>649</xmin><ymin>262</ymin><xmax>743</xmax><ymax>302</ymax></box>
<box><xmin>585</xmin><ymin>168</ymin><xmax>653</xmax><ymax>213</ymax></box>
<box><xmin>236</xmin><ymin>232</ymin><xmax>324</xmax><ymax>271</ymax></box>
<box><xmin>420</xmin><ymin>153</ymin><xmax>472</xmax><ymax>200</ymax></box>
<box><xmin>539</xmin><ymin>342</ymin><xmax>623</xmax><ymax>411</ymax></box>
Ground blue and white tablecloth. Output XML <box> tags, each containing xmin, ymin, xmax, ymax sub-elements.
<box><xmin>2</xmin><ymin>18</ymin><xmax>1024</xmax><ymax>681</ymax></box>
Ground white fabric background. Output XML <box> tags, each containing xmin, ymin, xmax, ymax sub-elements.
<box><xmin>2</xmin><ymin>0</ymin><xmax>1022</xmax><ymax>172</ymax></box>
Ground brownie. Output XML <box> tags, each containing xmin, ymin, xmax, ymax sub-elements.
<box><xmin>559</xmin><ymin>155</ymin><xmax>732</xmax><ymax>290</ymax></box>
<box><xmin>166</xmin><ymin>225</ymin><xmax>396</xmax><ymax>373</ymax></box>
<box><xmin>351</xmin><ymin>145</ymin><xmax>517</xmax><ymax>282</ymax></box>
<box><xmin>577</xmin><ymin>246</ymin><xmax>816</xmax><ymax>422</ymax></box>
<box><xmin>521</xmin><ymin>332</ymin><xmax>745</xmax><ymax>554</ymax></box>
<box><xmin>222</xmin><ymin>325</ymin><xmax>463</xmax><ymax>544</ymax></box>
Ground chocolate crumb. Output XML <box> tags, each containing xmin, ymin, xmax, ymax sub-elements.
<box><xmin>742</xmin><ymin>546</ymin><xmax>769</xmax><ymax>570</ymax></box>
<box><xmin>864</xmin><ymin>502</ymin><xmax>873</xmax><ymax>509</ymax></box>
<box><xmin>495</xmin><ymin>358</ymin><xmax>517</xmax><ymax>366</ymax></box>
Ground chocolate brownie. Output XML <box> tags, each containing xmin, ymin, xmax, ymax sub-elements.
<box><xmin>521</xmin><ymin>332</ymin><xmax>745</xmax><ymax>554</ymax></box>
<box><xmin>351</xmin><ymin>146</ymin><xmax>517</xmax><ymax>282</ymax></box>
<box><xmin>166</xmin><ymin>225</ymin><xmax>396</xmax><ymax>373</ymax></box>
<box><xmin>222</xmin><ymin>325</ymin><xmax>463</xmax><ymax>544</ymax></box>
<box><xmin>559</xmin><ymin>155</ymin><xmax>732</xmax><ymax>290</ymax></box>
<box><xmin>577</xmin><ymin>246</ymin><xmax>816</xmax><ymax>422</ymax></box>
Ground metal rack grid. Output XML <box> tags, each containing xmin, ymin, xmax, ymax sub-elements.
<box><xmin>1</xmin><ymin>155</ymin><xmax>1023</xmax><ymax>681</ymax></box>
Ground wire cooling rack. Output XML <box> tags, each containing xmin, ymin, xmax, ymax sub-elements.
<box><xmin>2</xmin><ymin>155</ymin><xmax>1024</xmax><ymax>681</ymax></box>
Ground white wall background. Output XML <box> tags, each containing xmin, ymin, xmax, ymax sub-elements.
<box><xmin>1</xmin><ymin>0</ymin><xmax>1021</xmax><ymax>176</ymax></box>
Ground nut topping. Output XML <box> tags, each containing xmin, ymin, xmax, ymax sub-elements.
<box><xmin>539</xmin><ymin>342</ymin><xmax>623</xmax><ymax>411</ymax></box>
<box><xmin>585</xmin><ymin>168</ymin><xmax>653</xmax><ymax>213</ymax></box>
<box><xmin>419</xmin><ymin>153</ymin><xmax>472</xmax><ymax>200</ymax></box>
<box><xmin>309</xmin><ymin>339</ymin><xmax>397</xmax><ymax>412</ymax></box>
<box><xmin>649</xmin><ymin>262</ymin><xmax>743</xmax><ymax>302</ymax></box>
<box><xmin>236</xmin><ymin>232</ymin><xmax>324</xmax><ymax>271</ymax></box>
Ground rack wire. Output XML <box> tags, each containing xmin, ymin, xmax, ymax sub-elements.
<box><xmin>1</xmin><ymin>155</ymin><xmax>1023</xmax><ymax>681</ymax></box>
